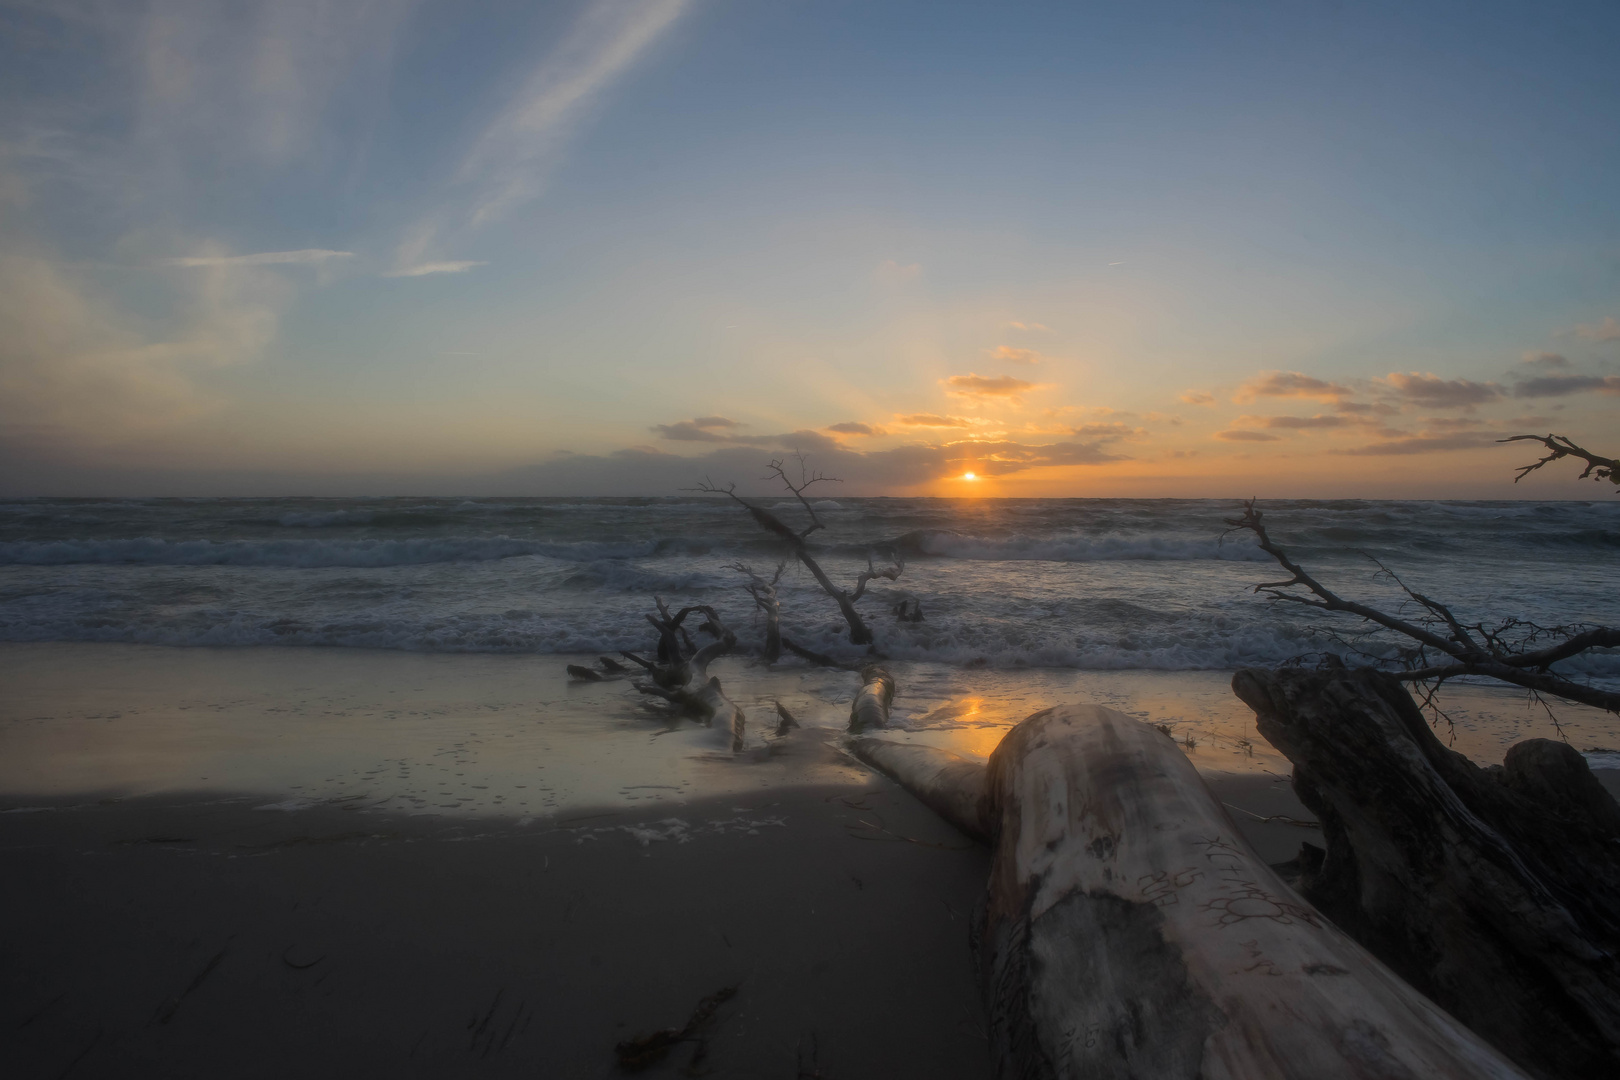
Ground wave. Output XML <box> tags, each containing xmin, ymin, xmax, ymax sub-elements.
<box><xmin>894</xmin><ymin>529</ymin><xmax>1272</xmax><ymax>563</ymax></box>
<box><xmin>0</xmin><ymin>535</ymin><xmax>723</xmax><ymax>568</ymax></box>
<box><xmin>6</xmin><ymin>606</ymin><xmax>1614</xmax><ymax>681</ymax></box>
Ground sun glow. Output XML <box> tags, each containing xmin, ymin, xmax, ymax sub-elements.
<box><xmin>963</xmin><ymin>472</ymin><xmax>977</xmax><ymax>481</ymax></box>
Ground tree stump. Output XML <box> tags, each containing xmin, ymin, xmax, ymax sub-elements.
<box><xmin>1233</xmin><ymin>665</ymin><xmax>1620</xmax><ymax>1080</ymax></box>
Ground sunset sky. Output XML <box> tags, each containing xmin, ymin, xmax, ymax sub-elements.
<box><xmin>2</xmin><ymin>0</ymin><xmax>1618</xmax><ymax>498</ymax></box>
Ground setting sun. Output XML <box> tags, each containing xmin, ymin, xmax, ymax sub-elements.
<box><xmin>963</xmin><ymin>472</ymin><xmax>977</xmax><ymax>481</ymax></box>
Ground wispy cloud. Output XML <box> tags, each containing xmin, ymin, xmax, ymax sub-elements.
<box><xmin>1179</xmin><ymin>391</ymin><xmax>1215</xmax><ymax>405</ymax></box>
<box><xmin>1237</xmin><ymin>413</ymin><xmax>1362</xmax><ymax>430</ymax></box>
<box><xmin>1521</xmin><ymin>351</ymin><xmax>1568</xmax><ymax>368</ymax></box>
<box><xmin>894</xmin><ymin>413</ymin><xmax>978</xmax><ymax>428</ymax></box>
<box><xmin>827</xmin><ymin>421</ymin><xmax>885</xmax><ymax>436</ymax></box>
<box><xmin>873</xmin><ymin>259</ymin><xmax>921</xmax><ymax>285</ymax></box>
<box><xmin>1007</xmin><ymin>321</ymin><xmax>1049</xmax><ymax>331</ymax></box>
<box><xmin>1332</xmin><ymin>432</ymin><xmax>1501</xmax><ymax>456</ymax></box>
<box><xmin>943</xmin><ymin>373</ymin><xmax>1038</xmax><ymax>400</ymax></box>
<box><xmin>458</xmin><ymin>0</ymin><xmax>689</xmax><ymax>228</ymax></box>
<box><xmin>383</xmin><ymin>260</ymin><xmax>487</xmax><ymax>278</ymax></box>
<box><xmin>1573</xmin><ymin>316</ymin><xmax>1620</xmax><ymax>342</ymax></box>
<box><xmin>167</xmin><ymin>249</ymin><xmax>353</xmax><ymax>268</ymax></box>
<box><xmin>393</xmin><ymin>0</ymin><xmax>691</xmax><ymax>274</ymax></box>
<box><xmin>989</xmin><ymin>346</ymin><xmax>1041</xmax><ymax>364</ymax></box>
<box><xmin>1214</xmin><ymin>429</ymin><xmax>1283</xmax><ymax>442</ymax></box>
<box><xmin>0</xmin><ymin>250</ymin><xmax>286</xmax><ymax>451</ymax></box>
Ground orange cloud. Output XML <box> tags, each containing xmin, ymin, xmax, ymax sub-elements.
<box><xmin>989</xmin><ymin>346</ymin><xmax>1040</xmax><ymax>364</ymax></box>
<box><xmin>895</xmin><ymin>413</ymin><xmax>978</xmax><ymax>428</ymax></box>
<box><xmin>1179</xmin><ymin>391</ymin><xmax>1215</xmax><ymax>405</ymax></box>
<box><xmin>827</xmin><ymin>421</ymin><xmax>886</xmax><ymax>436</ymax></box>
<box><xmin>943</xmin><ymin>373</ymin><xmax>1038</xmax><ymax>400</ymax></box>
<box><xmin>1214</xmin><ymin>429</ymin><xmax>1283</xmax><ymax>442</ymax></box>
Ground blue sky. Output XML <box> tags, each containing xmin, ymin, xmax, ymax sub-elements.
<box><xmin>2</xmin><ymin>0</ymin><xmax>1617</xmax><ymax>496</ymax></box>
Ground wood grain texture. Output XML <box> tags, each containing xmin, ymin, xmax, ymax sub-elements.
<box><xmin>857</xmin><ymin>704</ymin><xmax>1529</xmax><ymax>1079</ymax></box>
<box><xmin>1234</xmin><ymin>666</ymin><xmax>1620</xmax><ymax>1080</ymax></box>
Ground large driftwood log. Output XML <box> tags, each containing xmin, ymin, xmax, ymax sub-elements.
<box><xmin>852</xmin><ymin>705</ymin><xmax>1528</xmax><ymax>1079</ymax></box>
<box><xmin>847</xmin><ymin>665</ymin><xmax>895</xmax><ymax>733</ymax></box>
<box><xmin>1233</xmin><ymin>666</ymin><xmax>1620</xmax><ymax>1080</ymax></box>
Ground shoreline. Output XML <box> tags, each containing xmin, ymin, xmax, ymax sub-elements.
<box><xmin>5</xmin><ymin>641</ymin><xmax>1618</xmax><ymax>1076</ymax></box>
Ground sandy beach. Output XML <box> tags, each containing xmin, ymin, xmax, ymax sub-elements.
<box><xmin>5</xmin><ymin>642</ymin><xmax>1617</xmax><ymax>1077</ymax></box>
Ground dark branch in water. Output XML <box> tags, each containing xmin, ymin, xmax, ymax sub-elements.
<box><xmin>692</xmin><ymin>455</ymin><xmax>904</xmax><ymax>646</ymax></box>
<box><xmin>1226</xmin><ymin>500</ymin><xmax>1619</xmax><ymax>715</ymax></box>
<box><xmin>727</xmin><ymin>560</ymin><xmax>784</xmax><ymax>663</ymax></box>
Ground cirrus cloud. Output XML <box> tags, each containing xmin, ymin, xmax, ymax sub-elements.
<box><xmin>166</xmin><ymin>249</ymin><xmax>353</xmax><ymax>268</ymax></box>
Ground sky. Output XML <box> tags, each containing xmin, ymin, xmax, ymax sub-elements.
<box><xmin>1</xmin><ymin>0</ymin><xmax>1618</xmax><ymax>499</ymax></box>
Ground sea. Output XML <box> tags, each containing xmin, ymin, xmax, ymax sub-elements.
<box><xmin>2</xmin><ymin>497</ymin><xmax>1616</xmax><ymax>686</ymax></box>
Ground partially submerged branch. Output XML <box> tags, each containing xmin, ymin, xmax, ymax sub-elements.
<box><xmin>1227</xmin><ymin>500</ymin><xmax>1620</xmax><ymax>714</ymax></box>
<box><xmin>624</xmin><ymin>598</ymin><xmax>747</xmax><ymax>752</ymax></box>
<box><xmin>727</xmin><ymin>560</ymin><xmax>784</xmax><ymax>664</ymax></box>
<box><xmin>693</xmin><ymin>456</ymin><xmax>905</xmax><ymax>647</ymax></box>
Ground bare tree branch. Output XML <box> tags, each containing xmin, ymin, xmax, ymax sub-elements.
<box><xmin>1500</xmin><ymin>434</ymin><xmax>1619</xmax><ymax>488</ymax></box>
<box><xmin>691</xmin><ymin>461</ymin><xmax>888</xmax><ymax>645</ymax></box>
<box><xmin>850</xmin><ymin>549</ymin><xmax>905</xmax><ymax>602</ymax></box>
<box><xmin>1227</xmin><ymin>500</ymin><xmax>1620</xmax><ymax>714</ymax></box>
<box><xmin>727</xmin><ymin>560</ymin><xmax>784</xmax><ymax>663</ymax></box>
<box><xmin>764</xmin><ymin>452</ymin><xmax>840</xmax><ymax>539</ymax></box>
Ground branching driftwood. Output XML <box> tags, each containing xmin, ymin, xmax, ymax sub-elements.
<box><xmin>728</xmin><ymin>560</ymin><xmax>784</xmax><ymax>664</ymax></box>
<box><xmin>1500</xmin><ymin>433</ymin><xmax>1619</xmax><ymax>489</ymax></box>
<box><xmin>1233</xmin><ymin>666</ymin><xmax>1620</xmax><ymax>1080</ymax></box>
<box><xmin>618</xmin><ymin>598</ymin><xmax>747</xmax><ymax>752</ymax></box>
<box><xmin>1226</xmin><ymin>500</ymin><xmax>1620</xmax><ymax>714</ymax></box>
<box><xmin>850</xmin><ymin>706</ymin><xmax>1529</xmax><ymax>1078</ymax></box>
<box><xmin>695</xmin><ymin>456</ymin><xmax>904</xmax><ymax>647</ymax></box>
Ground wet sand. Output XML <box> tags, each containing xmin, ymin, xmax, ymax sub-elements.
<box><xmin>5</xmin><ymin>642</ymin><xmax>1616</xmax><ymax>1077</ymax></box>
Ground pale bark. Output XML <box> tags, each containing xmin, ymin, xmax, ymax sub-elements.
<box><xmin>853</xmin><ymin>704</ymin><xmax>1530</xmax><ymax>1079</ymax></box>
<box><xmin>847</xmin><ymin>665</ymin><xmax>894</xmax><ymax>733</ymax></box>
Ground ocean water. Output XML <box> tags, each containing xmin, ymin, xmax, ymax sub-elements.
<box><xmin>1</xmin><ymin>497</ymin><xmax>1616</xmax><ymax>684</ymax></box>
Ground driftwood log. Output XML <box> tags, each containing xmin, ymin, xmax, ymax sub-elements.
<box><xmin>623</xmin><ymin>601</ymin><xmax>747</xmax><ymax>752</ymax></box>
<box><xmin>852</xmin><ymin>704</ymin><xmax>1528</xmax><ymax>1078</ymax></box>
<box><xmin>847</xmin><ymin>665</ymin><xmax>895</xmax><ymax>733</ymax></box>
<box><xmin>1233</xmin><ymin>665</ymin><xmax>1620</xmax><ymax>1080</ymax></box>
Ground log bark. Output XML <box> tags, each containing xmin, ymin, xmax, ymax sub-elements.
<box><xmin>852</xmin><ymin>704</ymin><xmax>1529</xmax><ymax>1079</ymax></box>
<box><xmin>1233</xmin><ymin>666</ymin><xmax>1620</xmax><ymax>1080</ymax></box>
<box><xmin>847</xmin><ymin>665</ymin><xmax>895</xmax><ymax>733</ymax></box>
